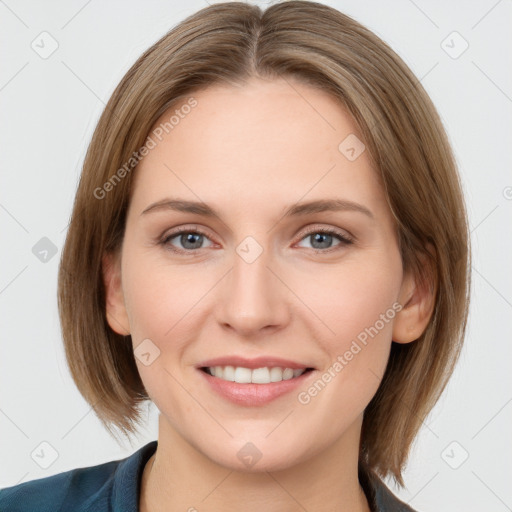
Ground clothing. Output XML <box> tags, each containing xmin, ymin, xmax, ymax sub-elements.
<box><xmin>0</xmin><ymin>440</ymin><xmax>417</xmax><ymax>511</ymax></box>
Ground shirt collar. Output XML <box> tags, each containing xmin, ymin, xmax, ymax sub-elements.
<box><xmin>111</xmin><ymin>440</ymin><xmax>157</xmax><ymax>512</ymax></box>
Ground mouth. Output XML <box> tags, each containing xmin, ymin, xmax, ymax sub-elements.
<box><xmin>199</xmin><ymin>366</ymin><xmax>315</xmax><ymax>384</ymax></box>
<box><xmin>197</xmin><ymin>365</ymin><xmax>317</xmax><ymax>406</ymax></box>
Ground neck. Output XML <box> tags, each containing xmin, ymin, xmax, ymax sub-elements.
<box><xmin>140</xmin><ymin>414</ymin><xmax>370</xmax><ymax>512</ymax></box>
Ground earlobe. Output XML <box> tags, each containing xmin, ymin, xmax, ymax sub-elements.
<box><xmin>102</xmin><ymin>251</ymin><xmax>131</xmax><ymax>336</ymax></box>
<box><xmin>392</xmin><ymin>256</ymin><xmax>436</xmax><ymax>345</ymax></box>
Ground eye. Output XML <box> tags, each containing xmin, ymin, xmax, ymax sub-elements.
<box><xmin>160</xmin><ymin>226</ymin><xmax>215</xmax><ymax>254</ymax></box>
<box><xmin>295</xmin><ymin>226</ymin><xmax>354</xmax><ymax>252</ymax></box>
<box><xmin>159</xmin><ymin>225</ymin><xmax>354</xmax><ymax>255</ymax></box>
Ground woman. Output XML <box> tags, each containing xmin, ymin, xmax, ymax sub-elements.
<box><xmin>0</xmin><ymin>1</ymin><xmax>470</xmax><ymax>511</ymax></box>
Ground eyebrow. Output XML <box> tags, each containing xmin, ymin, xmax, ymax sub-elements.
<box><xmin>141</xmin><ymin>197</ymin><xmax>374</xmax><ymax>220</ymax></box>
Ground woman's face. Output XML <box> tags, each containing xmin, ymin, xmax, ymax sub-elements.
<box><xmin>105</xmin><ymin>77</ymin><xmax>418</xmax><ymax>471</ymax></box>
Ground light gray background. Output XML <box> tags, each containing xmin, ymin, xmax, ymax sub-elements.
<box><xmin>1</xmin><ymin>1</ymin><xmax>511</xmax><ymax>510</ymax></box>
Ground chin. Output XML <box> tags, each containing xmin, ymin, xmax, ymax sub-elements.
<box><xmin>203</xmin><ymin>437</ymin><xmax>307</xmax><ymax>473</ymax></box>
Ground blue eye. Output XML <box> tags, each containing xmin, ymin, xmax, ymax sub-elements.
<box><xmin>161</xmin><ymin>227</ymin><xmax>214</xmax><ymax>253</ymax></box>
<box><xmin>160</xmin><ymin>226</ymin><xmax>354</xmax><ymax>254</ymax></box>
<box><xmin>296</xmin><ymin>229</ymin><xmax>354</xmax><ymax>251</ymax></box>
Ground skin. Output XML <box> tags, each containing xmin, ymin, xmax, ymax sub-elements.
<box><xmin>103</xmin><ymin>76</ymin><xmax>434</xmax><ymax>512</ymax></box>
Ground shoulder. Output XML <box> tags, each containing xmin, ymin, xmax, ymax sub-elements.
<box><xmin>359</xmin><ymin>464</ymin><xmax>419</xmax><ymax>512</ymax></box>
<box><xmin>0</xmin><ymin>459</ymin><xmax>120</xmax><ymax>512</ymax></box>
<box><xmin>0</xmin><ymin>441</ymin><xmax>157</xmax><ymax>512</ymax></box>
<box><xmin>373</xmin><ymin>478</ymin><xmax>418</xmax><ymax>512</ymax></box>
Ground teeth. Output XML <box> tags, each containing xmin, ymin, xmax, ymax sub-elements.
<box><xmin>208</xmin><ymin>366</ymin><xmax>306</xmax><ymax>384</ymax></box>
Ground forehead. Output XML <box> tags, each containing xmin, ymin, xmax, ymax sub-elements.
<box><xmin>131</xmin><ymin>77</ymin><xmax>386</xmax><ymax>217</ymax></box>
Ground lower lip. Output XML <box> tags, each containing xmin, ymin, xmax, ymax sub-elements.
<box><xmin>197</xmin><ymin>368</ymin><xmax>315</xmax><ymax>406</ymax></box>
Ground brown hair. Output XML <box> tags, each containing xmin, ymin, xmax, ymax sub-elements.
<box><xmin>57</xmin><ymin>0</ymin><xmax>471</xmax><ymax>485</ymax></box>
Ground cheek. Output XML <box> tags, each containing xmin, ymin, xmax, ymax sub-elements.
<box><xmin>310</xmin><ymin>249</ymin><xmax>401</xmax><ymax>315</ymax></box>
<box><xmin>121</xmin><ymin>250</ymin><xmax>196</xmax><ymax>412</ymax></box>
<box><xmin>300</xmin><ymin>250</ymin><xmax>402</xmax><ymax>370</ymax></box>
<box><xmin>293</xmin><ymin>258</ymin><xmax>402</xmax><ymax>424</ymax></box>
<box><xmin>121</xmin><ymin>246</ymin><xmax>192</xmax><ymax>339</ymax></box>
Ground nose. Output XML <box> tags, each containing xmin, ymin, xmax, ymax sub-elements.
<box><xmin>215</xmin><ymin>241</ymin><xmax>291</xmax><ymax>337</ymax></box>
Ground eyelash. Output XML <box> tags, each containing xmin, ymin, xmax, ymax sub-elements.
<box><xmin>158</xmin><ymin>225</ymin><xmax>354</xmax><ymax>255</ymax></box>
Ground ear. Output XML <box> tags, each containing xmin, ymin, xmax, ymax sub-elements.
<box><xmin>102</xmin><ymin>251</ymin><xmax>131</xmax><ymax>336</ymax></box>
<box><xmin>392</xmin><ymin>252</ymin><xmax>436</xmax><ymax>344</ymax></box>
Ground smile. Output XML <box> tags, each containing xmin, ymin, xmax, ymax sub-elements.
<box><xmin>198</xmin><ymin>366</ymin><xmax>316</xmax><ymax>406</ymax></box>
<box><xmin>201</xmin><ymin>365</ymin><xmax>312</xmax><ymax>384</ymax></box>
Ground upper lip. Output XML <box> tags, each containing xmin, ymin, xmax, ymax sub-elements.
<box><xmin>197</xmin><ymin>355</ymin><xmax>315</xmax><ymax>370</ymax></box>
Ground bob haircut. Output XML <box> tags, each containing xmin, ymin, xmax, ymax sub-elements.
<box><xmin>57</xmin><ymin>0</ymin><xmax>471</xmax><ymax>486</ymax></box>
